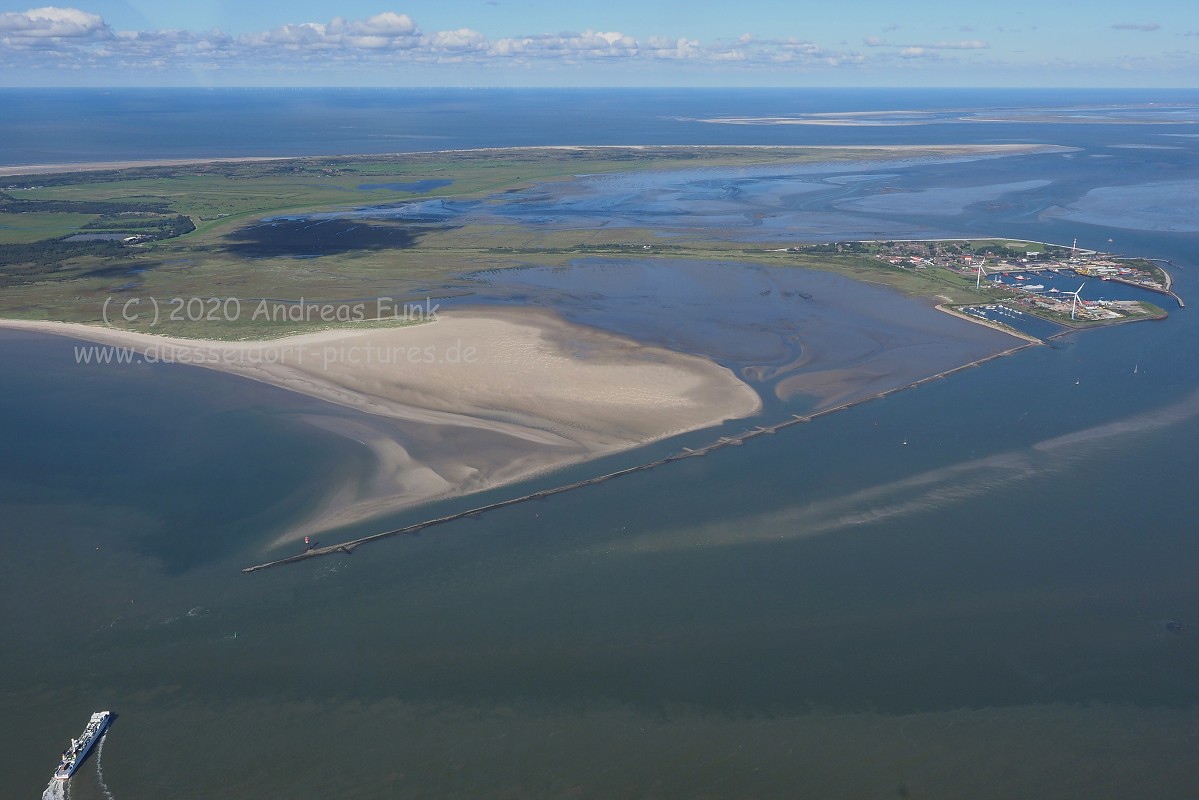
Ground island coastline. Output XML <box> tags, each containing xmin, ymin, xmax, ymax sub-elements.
<box><xmin>0</xmin><ymin>143</ymin><xmax>1066</xmax><ymax>178</ymax></box>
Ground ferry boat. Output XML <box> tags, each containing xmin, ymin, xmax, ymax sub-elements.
<box><xmin>53</xmin><ymin>711</ymin><xmax>111</xmax><ymax>781</ymax></box>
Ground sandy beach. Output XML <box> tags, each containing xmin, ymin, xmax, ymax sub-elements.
<box><xmin>0</xmin><ymin>156</ymin><xmax>293</xmax><ymax>178</ymax></box>
<box><xmin>0</xmin><ymin>144</ymin><xmax>1064</xmax><ymax>179</ymax></box>
<box><xmin>0</xmin><ymin>309</ymin><xmax>760</xmax><ymax>544</ymax></box>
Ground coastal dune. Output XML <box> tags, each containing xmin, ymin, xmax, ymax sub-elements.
<box><xmin>1</xmin><ymin>308</ymin><xmax>761</xmax><ymax>544</ymax></box>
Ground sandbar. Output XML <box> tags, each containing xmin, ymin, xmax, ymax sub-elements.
<box><xmin>0</xmin><ymin>144</ymin><xmax>1067</xmax><ymax>179</ymax></box>
<box><xmin>0</xmin><ymin>156</ymin><xmax>292</xmax><ymax>178</ymax></box>
<box><xmin>0</xmin><ymin>308</ymin><xmax>760</xmax><ymax>544</ymax></box>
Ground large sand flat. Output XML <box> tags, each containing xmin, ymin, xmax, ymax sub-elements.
<box><xmin>0</xmin><ymin>309</ymin><xmax>760</xmax><ymax>543</ymax></box>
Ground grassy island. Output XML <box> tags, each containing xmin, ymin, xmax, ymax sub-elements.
<box><xmin>0</xmin><ymin>144</ymin><xmax>1170</xmax><ymax>340</ymax></box>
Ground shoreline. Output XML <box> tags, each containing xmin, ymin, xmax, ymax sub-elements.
<box><xmin>935</xmin><ymin>304</ymin><xmax>1045</xmax><ymax>344</ymax></box>
<box><xmin>0</xmin><ymin>156</ymin><xmax>294</xmax><ymax>178</ymax></box>
<box><xmin>0</xmin><ymin>143</ymin><xmax>1063</xmax><ymax>179</ymax></box>
<box><xmin>0</xmin><ymin>310</ymin><xmax>761</xmax><ymax>543</ymax></box>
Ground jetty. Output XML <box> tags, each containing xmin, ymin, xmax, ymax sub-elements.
<box><xmin>242</xmin><ymin>341</ymin><xmax>1035</xmax><ymax>574</ymax></box>
<box><xmin>1107</xmin><ymin>273</ymin><xmax>1185</xmax><ymax>308</ymax></box>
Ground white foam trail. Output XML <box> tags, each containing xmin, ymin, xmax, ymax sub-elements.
<box><xmin>1035</xmin><ymin>390</ymin><xmax>1199</xmax><ymax>452</ymax></box>
<box><xmin>40</xmin><ymin>779</ymin><xmax>65</xmax><ymax>800</ymax></box>
<box><xmin>611</xmin><ymin>390</ymin><xmax>1199</xmax><ymax>555</ymax></box>
<box><xmin>94</xmin><ymin>731</ymin><xmax>115</xmax><ymax>800</ymax></box>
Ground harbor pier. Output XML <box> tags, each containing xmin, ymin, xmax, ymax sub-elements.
<box><xmin>243</xmin><ymin>342</ymin><xmax>1036</xmax><ymax>573</ymax></box>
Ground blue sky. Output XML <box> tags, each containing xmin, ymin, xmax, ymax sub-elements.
<box><xmin>1</xmin><ymin>1</ymin><xmax>1195</xmax><ymax>87</ymax></box>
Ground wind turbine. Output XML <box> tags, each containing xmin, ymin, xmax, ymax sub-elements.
<box><xmin>1062</xmin><ymin>282</ymin><xmax>1087</xmax><ymax>320</ymax></box>
<box><xmin>975</xmin><ymin>258</ymin><xmax>986</xmax><ymax>288</ymax></box>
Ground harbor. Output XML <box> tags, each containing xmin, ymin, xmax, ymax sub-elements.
<box><xmin>873</xmin><ymin>238</ymin><xmax>1182</xmax><ymax>308</ymax></box>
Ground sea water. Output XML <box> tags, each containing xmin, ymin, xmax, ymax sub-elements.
<box><xmin>3</xmin><ymin>89</ymin><xmax>1199</xmax><ymax>799</ymax></box>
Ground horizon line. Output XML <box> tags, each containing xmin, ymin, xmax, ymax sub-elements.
<box><xmin>1</xmin><ymin>85</ymin><xmax>1197</xmax><ymax>91</ymax></box>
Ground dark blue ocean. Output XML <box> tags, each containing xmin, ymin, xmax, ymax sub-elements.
<box><xmin>3</xmin><ymin>87</ymin><xmax>1199</xmax><ymax>164</ymax></box>
<box><xmin>3</xmin><ymin>89</ymin><xmax>1199</xmax><ymax>800</ymax></box>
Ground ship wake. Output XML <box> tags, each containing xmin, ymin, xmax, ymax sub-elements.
<box><xmin>41</xmin><ymin>730</ymin><xmax>115</xmax><ymax>800</ymax></box>
<box><xmin>94</xmin><ymin>731</ymin><xmax>115</xmax><ymax>800</ymax></box>
<box><xmin>609</xmin><ymin>388</ymin><xmax>1199</xmax><ymax>555</ymax></box>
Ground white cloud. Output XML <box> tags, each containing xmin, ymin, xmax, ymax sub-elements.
<box><xmin>713</xmin><ymin>35</ymin><xmax>861</xmax><ymax>68</ymax></box>
<box><xmin>872</xmin><ymin>38</ymin><xmax>987</xmax><ymax>51</ymax></box>
<box><xmin>244</xmin><ymin>12</ymin><xmax>422</xmax><ymax>51</ymax></box>
<box><xmin>866</xmin><ymin>36</ymin><xmax>988</xmax><ymax>60</ymax></box>
<box><xmin>338</xmin><ymin>12</ymin><xmax>417</xmax><ymax>38</ymax></box>
<box><xmin>0</xmin><ymin>6</ymin><xmax>107</xmax><ymax>38</ymax></box>
<box><xmin>0</xmin><ymin>7</ymin><xmax>1074</xmax><ymax>80</ymax></box>
<box><xmin>0</xmin><ymin>9</ymin><xmax>850</xmax><ymax>71</ymax></box>
<box><xmin>114</xmin><ymin>28</ymin><xmax>232</xmax><ymax>56</ymax></box>
<box><xmin>491</xmin><ymin>30</ymin><xmax>638</xmax><ymax>60</ymax></box>
<box><xmin>921</xmin><ymin>39</ymin><xmax>988</xmax><ymax>49</ymax></box>
<box><xmin>710</xmin><ymin>49</ymin><xmax>747</xmax><ymax>62</ymax></box>
<box><xmin>0</xmin><ymin>5</ymin><xmax>110</xmax><ymax>53</ymax></box>
<box><xmin>429</xmin><ymin>28</ymin><xmax>487</xmax><ymax>52</ymax></box>
<box><xmin>774</xmin><ymin>39</ymin><xmax>822</xmax><ymax>58</ymax></box>
<box><xmin>646</xmin><ymin>36</ymin><xmax>699</xmax><ymax>60</ymax></box>
<box><xmin>246</xmin><ymin>22</ymin><xmax>333</xmax><ymax>48</ymax></box>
